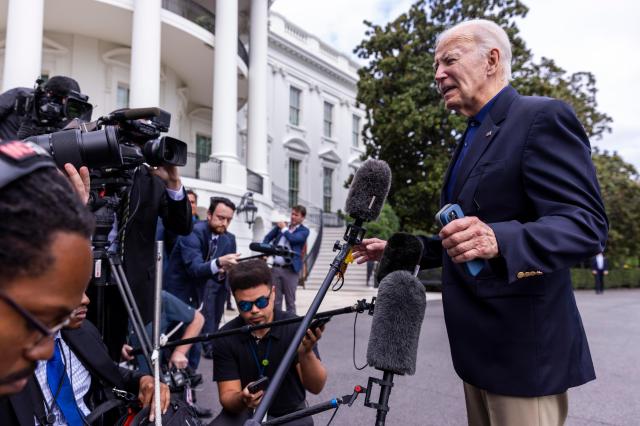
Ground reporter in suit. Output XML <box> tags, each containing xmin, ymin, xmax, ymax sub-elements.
<box><xmin>354</xmin><ymin>19</ymin><xmax>608</xmax><ymax>425</ymax></box>
<box><xmin>0</xmin><ymin>293</ymin><xmax>170</xmax><ymax>425</ymax></box>
<box><xmin>262</xmin><ymin>205</ymin><xmax>310</xmax><ymax>314</ymax></box>
<box><xmin>165</xmin><ymin>196</ymin><xmax>240</xmax><ymax>366</ymax></box>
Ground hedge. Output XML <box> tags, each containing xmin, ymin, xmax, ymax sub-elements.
<box><xmin>571</xmin><ymin>268</ymin><xmax>640</xmax><ymax>289</ymax></box>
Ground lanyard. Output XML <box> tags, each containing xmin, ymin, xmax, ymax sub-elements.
<box><xmin>249</xmin><ymin>336</ymin><xmax>272</xmax><ymax>378</ymax></box>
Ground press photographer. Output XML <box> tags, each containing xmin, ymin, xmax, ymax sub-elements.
<box><xmin>0</xmin><ymin>76</ymin><xmax>92</xmax><ymax>140</ymax></box>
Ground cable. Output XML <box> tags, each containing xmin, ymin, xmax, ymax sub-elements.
<box><xmin>326</xmin><ymin>406</ymin><xmax>340</xmax><ymax>425</ymax></box>
<box><xmin>352</xmin><ymin>312</ymin><xmax>367</xmax><ymax>371</ymax></box>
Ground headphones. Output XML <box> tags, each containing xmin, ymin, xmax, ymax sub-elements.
<box><xmin>0</xmin><ymin>139</ymin><xmax>56</xmax><ymax>190</ymax></box>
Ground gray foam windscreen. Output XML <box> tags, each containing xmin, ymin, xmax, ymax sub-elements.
<box><xmin>366</xmin><ymin>270</ymin><xmax>426</xmax><ymax>375</ymax></box>
<box><xmin>344</xmin><ymin>159</ymin><xmax>391</xmax><ymax>222</ymax></box>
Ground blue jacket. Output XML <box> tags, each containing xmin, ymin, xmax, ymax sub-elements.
<box><xmin>262</xmin><ymin>224</ymin><xmax>310</xmax><ymax>273</ymax></box>
<box><xmin>165</xmin><ymin>220</ymin><xmax>236</xmax><ymax>305</ymax></box>
<box><xmin>420</xmin><ymin>86</ymin><xmax>608</xmax><ymax>397</ymax></box>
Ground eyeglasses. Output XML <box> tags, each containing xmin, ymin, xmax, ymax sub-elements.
<box><xmin>237</xmin><ymin>289</ymin><xmax>272</xmax><ymax>313</ymax></box>
<box><xmin>0</xmin><ymin>291</ymin><xmax>70</xmax><ymax>347</ymax></box>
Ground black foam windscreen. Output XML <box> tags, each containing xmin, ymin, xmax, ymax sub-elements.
<box><xmin>344</xmin><ymin>159</ymin><xmax>391</xmax><ymax>222</ymax></box>
<box><xmin>375</xmin><ymin>233</ymin><xmax>424</xmax><ymax>284</ymax></box>
<box><xmin>367</xmin><ymin>270</ymin><xmax>426</xmax><ymax>375</ymax></box>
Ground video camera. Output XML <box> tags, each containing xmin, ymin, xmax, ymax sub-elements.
<box><xmin>14</xmin><ymin>77</ymin><xmax>93</xmax><ymax>136</ymax></box>
<box><xmin>26</xmin><ymin>106</ymin><xmax>187</xmax><ymax>170</ymax></box>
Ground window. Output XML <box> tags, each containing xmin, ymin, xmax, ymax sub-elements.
<box><xmin>288</xmin><ymin>159</ymin><xmax>300</xmax><ymax>207</ymax></box>
<box><xmin>323</xmin><ymin>167</ymin><xmax>333</xmax><ymax>213</ymax></box>
<box><xmin>289</xmin><ymin>86</ymin><xmax>301</xmax><ymax>126</ymax></box>
<box><xmin>352</xmin><ymin>115</ymin><xmax>361</xmax><ymax>147</ymax></box>
<box><xmin>323</xmin><ymin>101</ymin><xmax>333</xmax><ymax>138</ymax></box>
<box><xmin>116</xmin><ymin>84</ymin><xmax>130</xmax><ymax>109</ymax></box>
<box><xmin>195</xmin><ymin>134</ymin><xmax>212</xmax><ymax>179</ymax></box>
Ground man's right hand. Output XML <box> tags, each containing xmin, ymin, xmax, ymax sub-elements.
<box><xmin>217</xmin><ymin>253</ymin><xmax>241</xmax><ymax>270</ymax></box>
<box><xmin>352</xmin><ymin>238</ymin><xmax>387</xmax><ymax>264</ymax></box>
<box><xmin>241</xmin><ymin>385</ymin><xmax>264</xmax><ymax>409</ymax></box>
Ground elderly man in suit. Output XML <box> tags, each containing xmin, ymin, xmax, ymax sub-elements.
<box><xmin>165</xmin><ymin>196</ymin><xmax>240</xmax><ymax>366</ymax></box>
<box><xmin>353</xmin><ymin>19</ymin><xmax>608</xmax><ymax>426</ymax></box>
<box><xmin>262</xmin><ymin>205</ymin><xmax>310</xmax><ymax>314</ymax></box>
<box><xmin>0</xmin><ymin>293</ymin><xmax>170</xmax><ymax>425</ymax></box>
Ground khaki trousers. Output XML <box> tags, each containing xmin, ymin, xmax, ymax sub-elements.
<box><xmin>464</xmin><ymin>382</ymin><xmax>568</xmax><ymax>426</ymax></box>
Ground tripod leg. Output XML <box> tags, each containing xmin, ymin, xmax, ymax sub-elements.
<box><xmin>109</xmin><ymin>257</ymin><xmax>153</xmax><ymax>371</ymax></box>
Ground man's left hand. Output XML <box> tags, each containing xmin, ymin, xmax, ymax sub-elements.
<box><xmin>151</xmin><ymin>164</ymin><xmax>182</xmax><ymax>190</ymax></box>
<box><xmin>138</xmin><ymin>375</ymin><xmax>170</xmax><ymax>421</ymax></box>
<box><xmin>298</xmin><ymin>326</ymin><xmax>324</xmax><ymax>355</ymax></box>
<box><xmin>440</xmin><ymin>216</ymin><xmax>499</xmax><ymax>263</ymax></box>
<box><xmin>63</xmin><ymin>163</ymin><xmax>90</xmax><ymax>205</ymax></box>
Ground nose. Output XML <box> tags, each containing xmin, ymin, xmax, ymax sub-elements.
<box><xmin>250</xmin><ymin>303</ymin><xmax>261</xmax><ymax>314</ymax></box>
<box><xmin>24</xmin><ymin>335</ymin><xmax>55</xmax><ymax>362</ymax></box>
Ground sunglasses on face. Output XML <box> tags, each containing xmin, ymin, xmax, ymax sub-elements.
<box><xmin>237</xmin><ymin>289</ymin><xmax>272</xmax><ymax>313</ymax></box>
<box><xmin>0</xmin><ymin>291</ymin><xmax>70</xmax><ymax>347</ymax></box>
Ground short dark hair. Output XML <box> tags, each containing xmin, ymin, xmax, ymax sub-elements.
<box><xmin>228</xmin><ymin>260</ymin><xmax>272</xmax><ymax>292</ymax></box>
<box><xmin>293</xmin><ymin>205</ymin><xmax>306</xmax><ymax>217</ymax></box>
<box><xmin>208</xmin><ymin>196</ymin><xmax>236</xmax><ymax>214</ymax></box>
<box><xmin>186</xmin><ymin>189</ymin><xmax>197</xmax><ymax>201</ymax></box>
<box><xmin>0</xmin><ymin>168</ymin><xmax>95</xmax><ymax>284</ymax></box>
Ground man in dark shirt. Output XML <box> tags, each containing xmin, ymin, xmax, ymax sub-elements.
<box><xmin>211</xmin><ymin>260</ymin><xmax>327</xmax><ymax>425</ymax></box>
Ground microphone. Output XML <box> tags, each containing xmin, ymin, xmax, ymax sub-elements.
<box><xmin>248</xmin><ymin>242</ymin><xmax>296</xmax><ymax>258</ymax></box>
<box><xmin>103</xmin><ymin>107</ymin><xmax>164</xmax><ymax>121</ymax></box>
<box><xmin>344</xmin><ymin>159</ymin><xmax>392</xmax><ymax>224</ymax></box>
<box><xmin>365</xmin><ymin>258</ymin><xmax>426</xmax><ymax>425</ymax></box>
<box><xmin>375</xmin><ymin>233</ymin><xmax>424</xmax><ymax>284</ymax></box>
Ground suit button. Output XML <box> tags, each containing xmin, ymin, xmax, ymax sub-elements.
<box><xmin>517</xmin><ymin>272</ymin><xmax>525</xmax><ymax>279</ymax></box>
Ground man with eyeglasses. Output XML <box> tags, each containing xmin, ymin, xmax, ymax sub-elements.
<box><xmin>0</xmin><ymin>292</ymin><xmax>170</xmax><ymax>425</ymax></box>
<box><xmin>165</xmin><ymin>196</ymin><xmax>241</xmax><ymax>367</ymax></box>
<box><xmin>0</xmin><ymin>141</ymin><xmax>94</xmax><ymax>397</ymax></box>
<box><xmin>210</xmin><ymin>260</ymin><xmax>327</xmax><ymax>426</ymax></box>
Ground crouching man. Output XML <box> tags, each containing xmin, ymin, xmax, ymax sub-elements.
<box><xmin>211</xmin><ymin>260</ymin><xmax>327</xmax><ymax>425</ymax></box>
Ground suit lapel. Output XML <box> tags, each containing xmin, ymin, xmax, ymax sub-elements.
<box><xmin>8</xmin><ymin>377</ymin><xmax>41</xmax><ymax>426</ymax></box>
<box><xmin>450</xmin><ymin>119</ymin><xmax>501</xmax><ymax>200</ymax></box>
<box><xmin>441</xmin><ymin>129</ymin><xmax>469</xmax><ymax>206</ymax></box>
<box><xmin>62</xmin><ymin>325</ymin><xmax>125</xmax><ymax>389</ymax></box>
<box><xmin>445</xmin><ymin>86</ymin><xmax>519</xmax><ymax>203</ymax></box>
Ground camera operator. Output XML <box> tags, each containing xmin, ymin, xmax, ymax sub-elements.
<box><xmin>0</xmin><ymin>140</ymin><xmax>94</xmax><ymax>397</ymax></box>
<box><xmin>0</xmin><ymin>76</ymin><xmax>92</xmax><ymax>140</ymax></box>
<box><xmin>211</xmin><ymin>260</ymin><xmax>327</xmax><ymax>426</ymax></box>
<box><xmin>94</xmin><ymin>145</ymin><xmax>193</xmax><ymax>358</ymax></box>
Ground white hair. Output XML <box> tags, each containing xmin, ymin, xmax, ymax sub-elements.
<box><xmin>436</xmin><ymin>19</ymin><xmax>513</xmax><ymax>81</ymax></box>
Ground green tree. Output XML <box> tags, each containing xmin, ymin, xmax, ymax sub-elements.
<box><xmin>591</xmin><ymin>150</ymin><xmax>640</xmax><ymax>267</ymax></box>
<box><xmin>365</xmin><ymin>203</ymin><xmax>401</xmax><ymax>240</ymax></box>
<box><xmin>355</xmin><ymin>0</ymin><xmax>612</xmax><ymax>232</ymax></box>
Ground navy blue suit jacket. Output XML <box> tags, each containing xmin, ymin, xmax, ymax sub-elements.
<box><xmin>420</xmin><ymin>86</ymin><xmax>608</xmax><ymax>397</ymax></box>
<box><xmin>262</xmin><ymin>224</ymin><xmax>310</xmax><ymax>273</ymax></box>
<box><xmin>164</xmin><ymin>220</ymin><xmax>236</xmax><ymax>305</ymax></box>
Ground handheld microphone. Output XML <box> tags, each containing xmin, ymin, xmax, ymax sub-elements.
<box><xmin>375</xmin><ymin>233</ymin><xmax>424</xmax><ymax>284</ymax></box>
<box><xmin>364</xmin><ymin>247</ymin><xmax>426</xmax><ymax>425</ymax></box>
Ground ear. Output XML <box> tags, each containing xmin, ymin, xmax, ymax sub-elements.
<box><xmin>486</xmin><ymin>48</ymin><xmax>500</xmax><ymax>76</ymax></box>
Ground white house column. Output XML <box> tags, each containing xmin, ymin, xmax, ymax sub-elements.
<box><xmin>2</xmin><ymin>0</ymin><xmax>44</xmax><ymax>91</ymax></box>
<box><xmin>129</xmin><ymin>0</ymin><xmax>161</xmax><ymax>107</ymax></box>
<box><xmin>211</xmin><ymin>0</ymin><xmax>246</xmax><ymax>188</ymax></box>
<box><xmin>247</xmin><ymin>0</ymin><xmax>269</xmax><ymax>193</ymax></box>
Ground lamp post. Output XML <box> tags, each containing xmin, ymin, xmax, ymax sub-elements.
<box><xmin>237</xmin><ymin>192</ymin><xmax>258</xmax><ymax>228</ymax></box>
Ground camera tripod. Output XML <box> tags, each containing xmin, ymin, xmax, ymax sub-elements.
<box><xmin>88</xmin><ymin>170</ymin><xmax>154</xmax><ymax>370</ymax></box>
